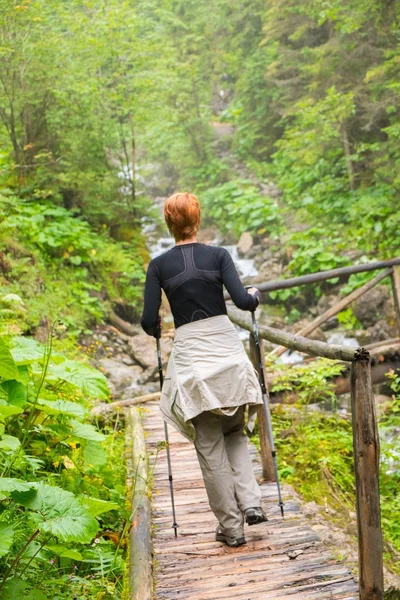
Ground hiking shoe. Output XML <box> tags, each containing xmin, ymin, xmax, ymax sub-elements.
<box><xmin>215</xmin><ymin>526</ymin><xmax>246</xmax><ymax>547</ymax></box>
<box><xmin>244</xmin><ymin>506</ymin><xmax>268</xmax><ymax>526</ymax></box>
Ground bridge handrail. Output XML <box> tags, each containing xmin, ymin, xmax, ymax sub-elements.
<box><xmin>224</xmin><ymin>256</ymin><xmax>400</xmax><ymax>298</ymax></box>
<box><xmin>227</xmin><ymin>306</ymin><xmax>356</xmax><ymax>361</ymax></box>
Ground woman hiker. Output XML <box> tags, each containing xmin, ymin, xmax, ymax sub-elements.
<box><xmin>141</xmin><ymin>192</ymin><xmax>268</xmax><ymax>547</ymax></box>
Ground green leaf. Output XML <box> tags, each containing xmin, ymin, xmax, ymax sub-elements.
<box><xmin>46</xmin><ymin>544</ymin><xmax>83</xmax><ymax>561</ymax></box>
<box><xmin>84</xmin><ymin>441</ymin><xmax>108</xmax><ymax>468</ymax></box>
<box><xmin>70</xmin><ymin>421</ymin><xmax>106</xmax><ymax>442</ymax></box>
<box><xmin>78</xmin><ymin>495</ymin><xmax>119</xmax><ymax>517</ymax></box>
<box><xmin>0</xmin><ymin>338</ymin><xmax>19</xmax><ymax>380</ymax></box>
<box><xmin>0</xmin><ymin>478</ymin><xmax>36</xmax><ymax>494</ymax></box>
<box><xmin>0</xmin><ymin>434</ymin><xmax>21</xmax><ymax>451</ymax></box>
<box><xmin>1</xmin><ymin>380</ymin><xmax>28</xmax><ymax>407</ymax></box>
<box><xmin>0</xmin><ymin>401</ymin><xmax>23</xmax><ymax>418</ymax></box>
<box><xmin>38</xmin><ymin>398</ymin><xmax>86</xmax><ymax>418</ymax></box>
<box><xmin>48</xmin><ymin>360</ymin><xmax>109</xmax><ymax>399</ymax></box>
<box><xmin>17</xmin><ymin>483</ymin><xmax>98</xmax><ymax>543</ymax></box>
<box><xmin>0</xmin><ymin>522</ymin><xmax>15</xmax><ymax>558</ymax></box>
<box><xmin>9</xmin><ymin>337</ymin><xmax>45</xmax><ymax>365</ymax></box>
<box><xmin>25</xmin><ymin>591</ymin><xmax>47</xmax><ymax>600</ymax></box>
<box><xmin>1</xmin><ymin>579</ymin><xmax>28</xmax><ymax>599</ymax></box>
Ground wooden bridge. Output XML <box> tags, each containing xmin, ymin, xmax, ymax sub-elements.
<box><xmin>139</xmin><ymin>401</ymin><xmax>358</xmax><ymax>599</ymax></box>
<box><xmin>121</xmin><ymin>258</ymin><xmax>400</xmax><ymax>600</ymax></box>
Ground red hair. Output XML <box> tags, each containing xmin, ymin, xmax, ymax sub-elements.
<box><xmin>164</xmin><ymin>192</ymin><xmax>201</xmax><ymax>241</ymax></box>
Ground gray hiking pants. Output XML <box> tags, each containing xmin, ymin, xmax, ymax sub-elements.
<box><xmin>192</xmin><ymin>406</ymin><xmax>262</xmax><ymax>536</ymax></box>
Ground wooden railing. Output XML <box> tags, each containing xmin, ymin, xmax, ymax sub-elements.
<box><xmin>227</xmin><ymin>258</ymin><xmax>400</xmax><ymax>600</ymax></box>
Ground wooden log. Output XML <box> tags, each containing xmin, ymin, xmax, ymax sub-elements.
<box><xmin>126</xmin><ymin>407</ymin><xmax>153</xmax><ymax>600</ymax></box>
<box><xmin>225</xmin><ymin>257</ymin><xmax>400</xmax><ymax>298</ymax></box>
<box><xmin>249</xmin><ymin>334</ymin><xmax>275</xmax><ymax>481</ymax></box>
<box><xmin>391</xmin><ymin>265</ymin><xmax>400</xmax><ymax>337</ymax></box>
<box><xmin>350</xmin><ymin>350</ymin><xmax>384</xmax><ymax>600</ymax></box>
<box><xmin>109</xmin><ymin>310</ymin><xmax>138</xmax><ymax>336</ymax></box>
<box><xmin>271</xmin><ymin>268</ymin><xmax>393</xmax><ymax>357</ymax></box>
<box><xmin>227</xmin><ymin>306</ymin><xmax>356</xmax><ymax>362</ymax></box>
<box><xmin>92</xmin><ymin>392</ymin><xmax>160</xmax><ymax>416</ymax></box>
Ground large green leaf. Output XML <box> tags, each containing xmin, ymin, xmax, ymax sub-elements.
<box><xmin>38</xmin><ymin>398</ymin><xmax>86</xmax><ymax>418</ymax></box>
<box><xmin>0</xmin><ymin>478</ymin><xmax>36</xmax><ymax>494</ymax></box>
<box><xmin>9</xmin><ymin>337</ymin><xmax>45</xmax><ymax>365</ymax></box>
<box><xmin>78</xmin><ymin>495</ymin><xmax>119</xmax><ymax>517</ymax></box>
<box><xmin>0</xmin><ymin>522</ymin><xmax>15</xmax><ymax>558</ymax></box>
<box><xmin>84</xmin><ymin>441</ymin><xmax>108</xmax><ymax>468</ymax></box>
<box><xmin>48</xmin><ymin>359</ymin><xmax>109</xmax><ymax>399</ymax></box>
<box><xmin>0</xmin><ymin>434</ymin><xmax>21</xmax><ymax>451</ymax></box>
<box><xmin>1</xmin><ymin>380</ymin><xmax>28</xmax><ymax>407</ymax></box>
<box><xmin>70</xmin><ymin>420</ymin><xmax>106</xmax><ymax>442</ymax></box>
<box><xmin>16</xmin><ymin>483</ymin><xmax>98</xmax><ymax>543</ymax></box>
<box><xmin>0</xmin><ymin>338</ymin><xmax>19</xmax><ymax>380</ymax></box>
<box><xmin>0</xmin><ymin>400</ymin><xmax>23</xmax><ymax>418</ymax></box>
<box><xmin>46</xmin><ymin>544</ymin><xmax>83</xmax><ymax>561</ymax></box>
<box><xmin>1</xmin><ymin>579</ymin><xmax>28</xmax><ymax>600</ymax></box>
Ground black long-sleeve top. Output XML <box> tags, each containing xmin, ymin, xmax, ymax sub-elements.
<box><xmin>140</xmin><ymin>242</ymin><xmax>259</xmax><ymax>336</ymax></box>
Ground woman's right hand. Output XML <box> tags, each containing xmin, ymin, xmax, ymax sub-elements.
<box><xmin>247</xmin><ymin>287</ymin><xmax>259</xmax><ymax>296</ymax></box>
<box><xmin>247</xmin><ymin>286</ymin><xmax>261</xmax><ymax>309</ymax></box>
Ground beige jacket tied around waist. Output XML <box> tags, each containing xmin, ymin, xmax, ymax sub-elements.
<box><xmin>160</xmin><ymin>315</ymin><xmax>263</xmax><ymax>441</ymax></box>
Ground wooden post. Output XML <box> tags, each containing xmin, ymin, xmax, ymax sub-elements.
<box><xmin>249</xmin><ymin>333</ymin><xmax>276</xmax><ymax>481</ymax></box>
<box><xmin>391</xmin><ymin>265</ymin><xmax>400</xmax><ymax>337</ymax></box>
<box><xmin>127</xmin><ymin>407</ymin><xmax>153</xmax><ymax>600</ymax></box>
<box><xmin>350</xmin><ymin>350</ymin><xmax>384</xmax><ymax>600</ymax></box>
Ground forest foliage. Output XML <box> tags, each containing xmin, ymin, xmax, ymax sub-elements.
<box><xmin>1</xmin><ymin>0</ymin><xmax>400</xmax><ymax>596</ymax></box>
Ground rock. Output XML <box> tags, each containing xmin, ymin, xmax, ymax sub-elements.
<box><xmin>367</xmin><ymin>319</ymin><xmax>395</xmax><ymax>342</ymax></box>
<box><xmin>253</xmin><ymin>259</ymin><xmax>283</xmax><ymax>283</ymax></box>
<box><xmin>127</xmin><ymin>334</ymin><xmax>172</xmax><ymax>369</ymax></box>
<box><xmin>261</xmin><ymin>237</ymin><xmax>272</xmax><ymax>249</ymax></box>
<box><xmin>309</xmin><ymin>327</ymin><xmax>327</xmax><ymax>342</ymax></box>
<box><xmin>237</xmin><ymin>232</ymin><xmax>253</xmax><ymax>256</ymax></box>
<box><xmin>138</xmin><ymin>365</ymin><xmax>159</xmax><ymax>385</ymax></box>
<box><xmin>247</xmin><ymin>244</ymin><xmax>262</xmax><ymax>260</ymax></box>
<box><xmin>122</xmin><ymin>355</ymin><xmax>135</xmax><ymax>366</ymax></box>
<box><xmin>197</xmin><ymin>226</ymin><xmax>219</xmax><ymax>244</ymax></box>
<box><xmin>353</xmin><ymin>285</ymin><xmax>389</xmax><ymax>327</ymax></box>
<box><xmin>315</xmin><ymin>293</ymin><xmax>341</xmax><ymax>315</ymax></box>
<box><xmin>97</xmin><ymin>358</ymin><xmax>143</xmax><ymax>395</ymax></box>
<box><xmin>262</xmin><ymin>248</ymin><xmax>273</xmax><ymax>261</ymax></box>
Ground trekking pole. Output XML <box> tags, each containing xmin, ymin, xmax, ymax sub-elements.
<box><xmin>249</xmin><ymin>303</ymin><xmax>285</xmax><ymax>517</ymax></box>
<box><xmin>156</xmin><ymin>331</ymin><xmax>179</xmax><ymax>537</ymax></box>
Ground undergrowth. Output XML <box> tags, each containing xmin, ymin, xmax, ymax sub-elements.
<box><xmin>0</xmin><ymin>327</ymin><xmax>130</xmax><ymax>599</ymax></box>
<box><xmin>0</xmin><ymin>191</ymin><xmax>147</xmax><ymax>339</ymax></box>
<box><xmin>252</xmin><ymin>360</ymin><xmax>400</xmax><ymax>575</ymax></box>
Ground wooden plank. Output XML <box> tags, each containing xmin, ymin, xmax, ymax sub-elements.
<box><xmin>350</xmin><ymin>351</ymin><xmax>384</xmax><ymax>600</ymax></box>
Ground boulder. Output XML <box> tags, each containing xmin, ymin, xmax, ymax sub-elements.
<box><xmin>367</xmin><ymin>319</ymin><xmax>396</xmax><ymax>343</ymax></box>
<box><xmin>97</xmin><ymin>358</ymin><xmax>143</xmax><ymax>394</ymax></box>
<box><xmin>254</xmin><ymin>259</ymin><xmax>283</xmax><ymax>284</ymax></box>
<box><xmin>237</xmin><ymin>232</ymin><xmax>253</xmax><ymax>256</ymax></box>
<box><xmin>353</xmin><ymin>285</ymin><xmax>389</xmax><ymax>327</ymax></box>
<box><xmin>127</xmin><ymin>333</ymin><xmax>172</xmax><ymax>369</ymax></box>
